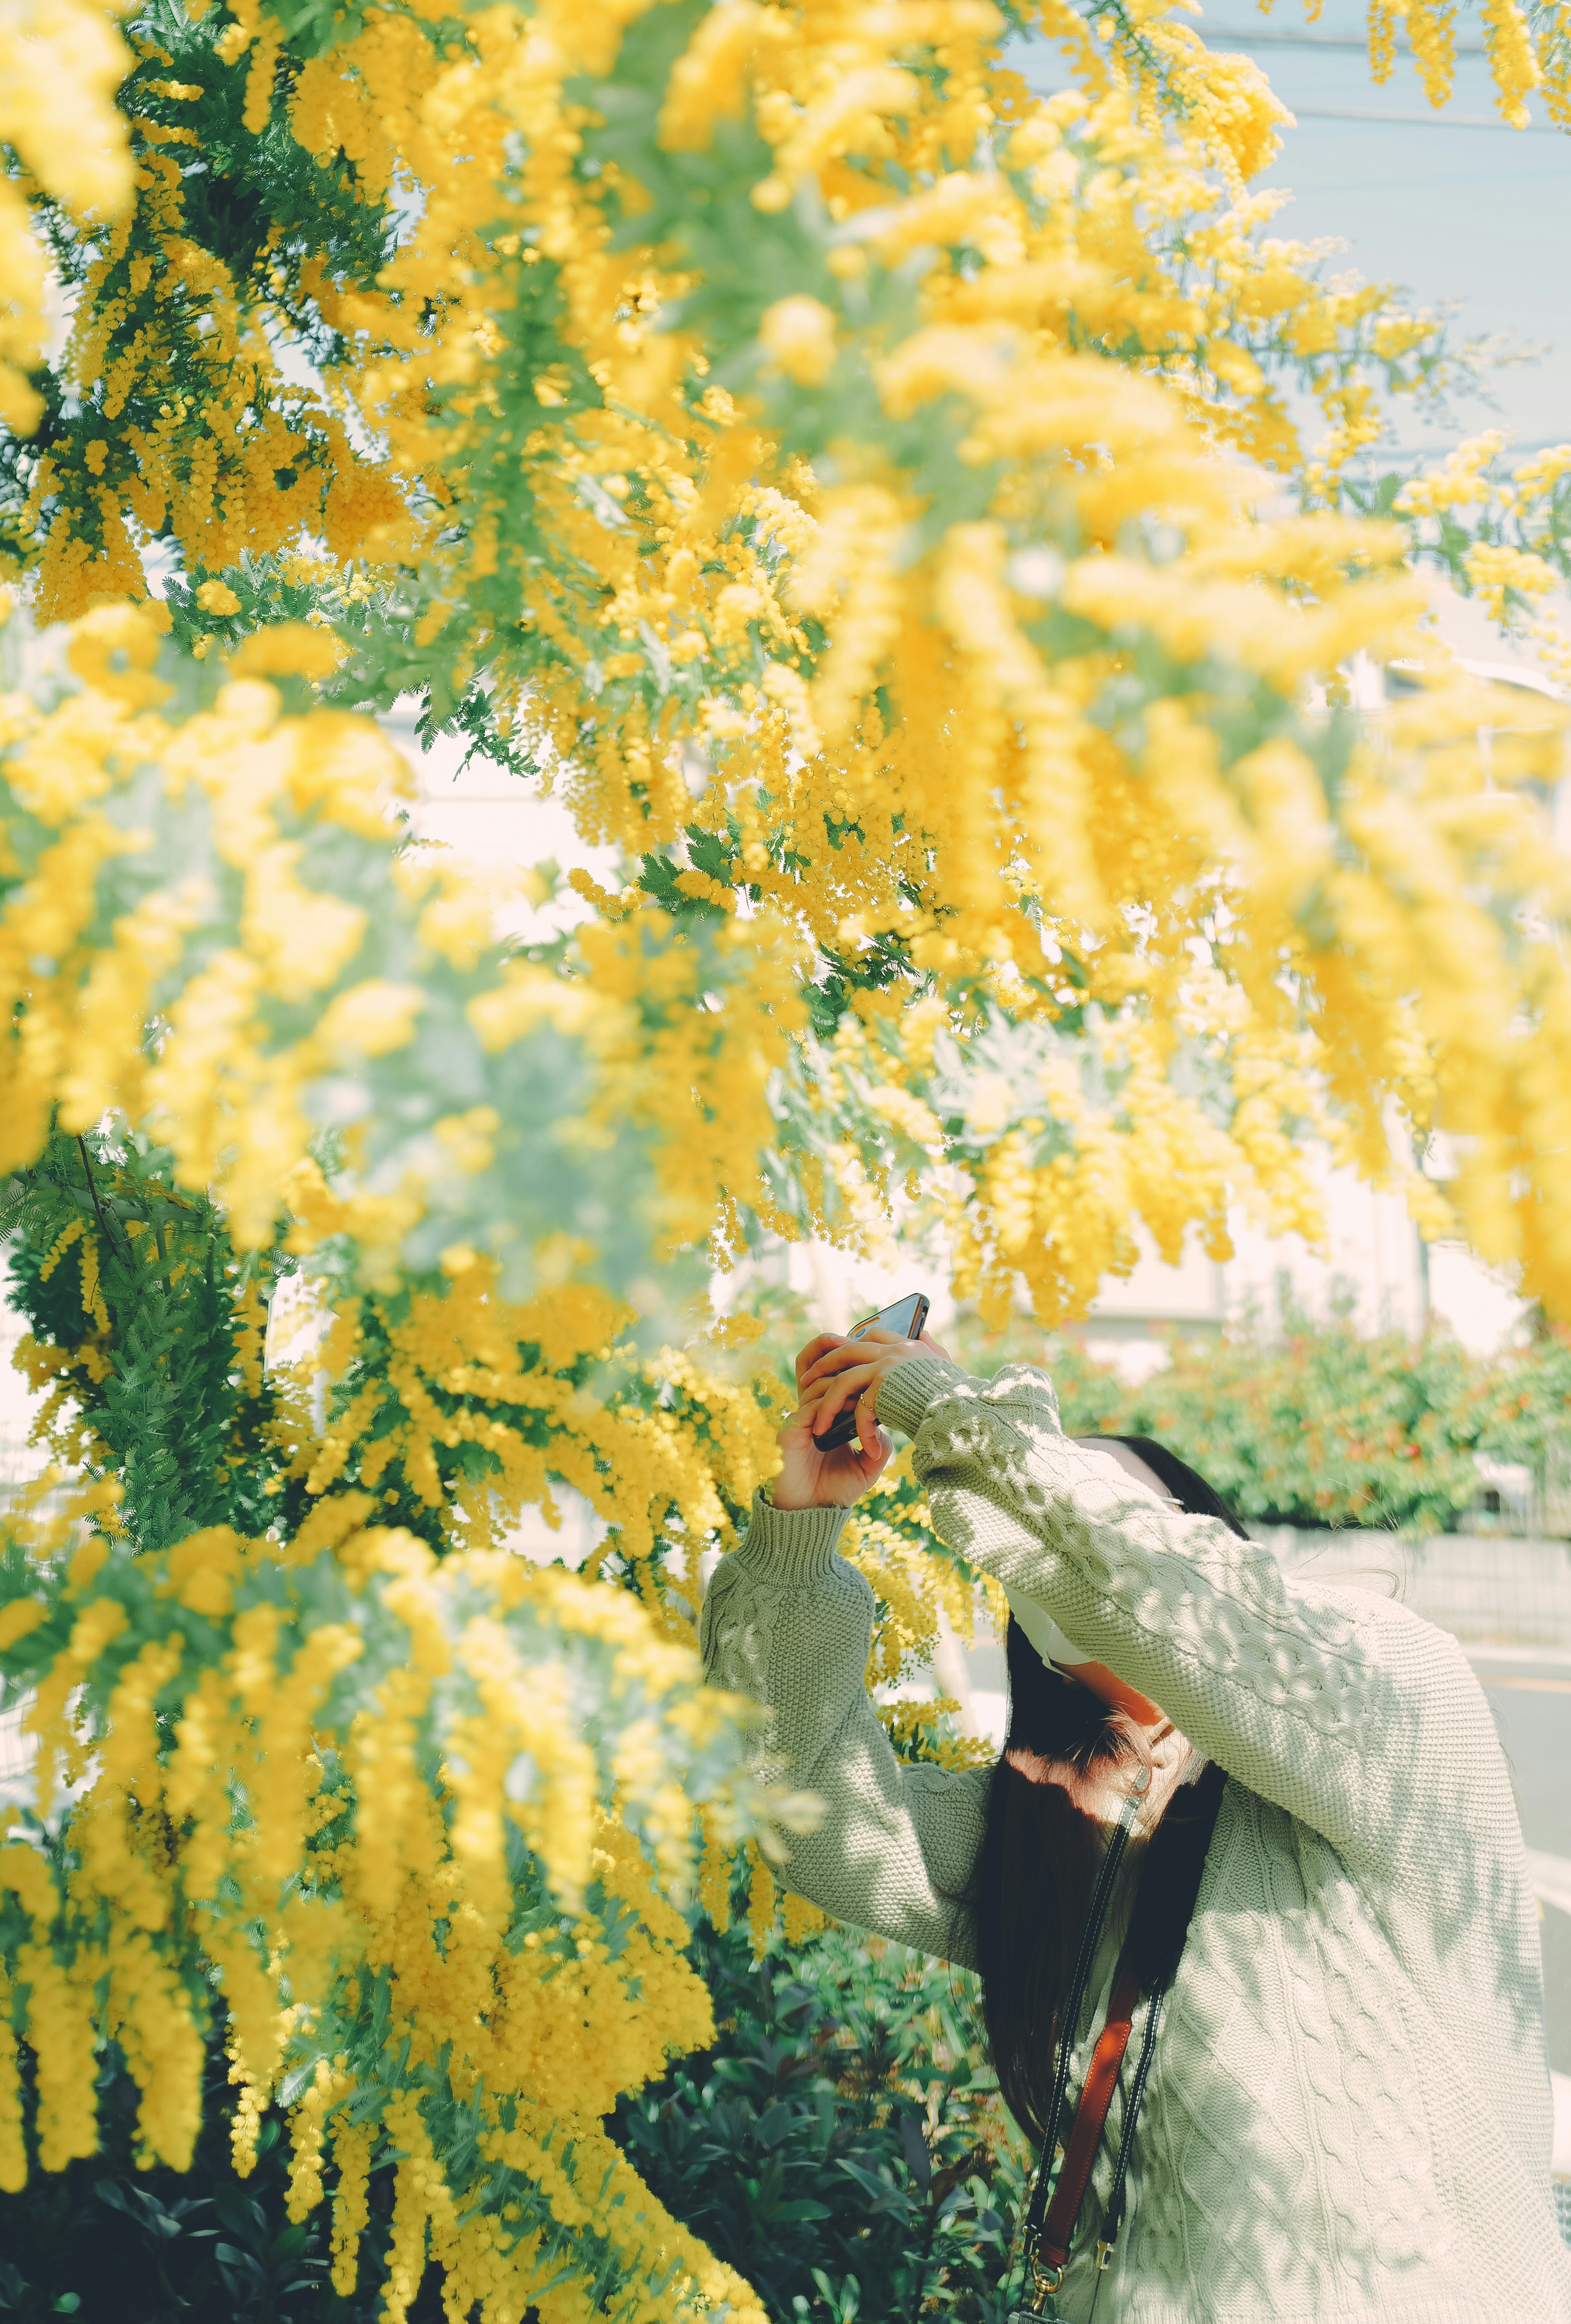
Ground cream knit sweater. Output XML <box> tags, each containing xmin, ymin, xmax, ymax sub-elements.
<box><xmin>700</xmin><ymin>1356</ymin><xmax>1571</xmax><ymax>2324</ymax></box>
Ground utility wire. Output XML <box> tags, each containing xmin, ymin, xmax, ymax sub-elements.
<box><xmin>1203</xmin><ymin>23</ymin><xmax>1490</xmax><ymax>52</ymax></box>
<box><xmin>1194</xmin><ymin>30</ymin><xmax>1566</xmax><ymax>131</ymax></box>
<box><xmin>1058</xmin><ymin>24</ymin><xmax>1567</xmax><ymax>129</ymax></box>
<box><xmin>1287</xmin><ymin>103</ymin><xmax>1563</xmax><ymax>131</ymax></box>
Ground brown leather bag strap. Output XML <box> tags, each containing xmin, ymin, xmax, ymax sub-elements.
<box><xmin>1034</xmin><ymin>1952</ymin><xmax>1142</xmax><ymax>2278</ymax></box>
<box><xmin>1018</xmin><ymin>1760</ymin><xmax>1228</xmax><ymax>2304</ymax></box>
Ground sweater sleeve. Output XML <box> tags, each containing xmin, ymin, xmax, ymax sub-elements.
<box><xmin>700</xmin><ymin>1492</ymin><xmax>990</xmax><ymax>1967</ymax></box>
<box><xmin>876</xmin><ymin>1356</ymin><xmax>1512</xmax><ymax>1900</ymax></box>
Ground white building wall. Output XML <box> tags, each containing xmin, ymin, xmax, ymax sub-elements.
<box><xmin>1076</xmin><ymin>1175</ymin><xmax>1528</xmax><ymax>1380</ymax></box>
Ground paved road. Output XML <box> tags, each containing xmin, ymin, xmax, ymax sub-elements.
<box><xmin>1469</xmin><ymin>1651</ymin><xmax>1571</xmax><ymax>2075</ymax></box>
<box><xmin>1467</xmin><ymin>1651</ymin><xmax>1571</xmax><ymax>2183</ymax></box>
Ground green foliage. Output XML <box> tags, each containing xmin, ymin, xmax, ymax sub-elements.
<box><xmin>160</xmin><ymin>550</ymin><xmax>363</xmax><ymax>669</ymax></box>
<box><xmin>124</xmin><ymin>0</ymin><xmax>399</xmax><ymax>299</ymax></box>
<box><xmin>322</xmin><ymin>241</ymin><xmax>608</xmax><ymax>746</ymax></box>
<box><xmin>1</xmin><ymin>1132</ymin><xmax>284</xmax><ymax>1554</ymax></box>
<box><xmin>0</xmin><ymin>1907</ymin><xmax>1029</xmax><ymax>2324</ymax></box>
<box><xmin>5</xmin><ymin>0</ymin><xmax>403</xmax><ymax>570</ymax></box>
<box><xmin>617</xmin><ymin>1911</ymin><xmax>1029</xmax><ymax>2324</ymax></box>
<box><xmin>1350</xmin><ymin>446</ymin><xmax>1571</xmax><ymax>624</ymax></box>
<box><xmin>1090</xmin><ymin>1321</ymin><xmax>1483</xmax><ymax>1534</ymax></box>
<box><xmin>0</xmin><ymin>2032</ymin><xmax>408</xmax><ymax>2323</ymax></box>
<box><xmin>953</xmin><ymin>1303</ymin><xmax>1571</xmax><ymax>1534</ymax></box>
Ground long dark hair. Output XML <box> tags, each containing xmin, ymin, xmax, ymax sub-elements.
<box><xmin>970</xmin><ymin>1436</ymin><xmax>1249</xmax><ymax>2145</ymax></box>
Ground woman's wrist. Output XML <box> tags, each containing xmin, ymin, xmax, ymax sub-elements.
<box><xmin>873</xmin><ymin>1354</ymin><xmax>960</xmax><ymax>1440</ymax></box>
<box><xmin>764</xmin><ymin>1472</ymin><xmax>846</xmax><ymax>1512</ymax></box>
<box><xmin>735</xmin><ymin>1488</ymin><xmax>849</xmax><ymax>1580</ymax></box>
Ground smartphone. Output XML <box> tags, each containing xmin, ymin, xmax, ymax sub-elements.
<box><xmin>811</xmin><ymin>1292</ymin><xmax>931</xmax><ymax>1452</ymax></box>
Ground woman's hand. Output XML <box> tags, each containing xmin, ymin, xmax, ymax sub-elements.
<box><xmin>797</xmin><ymin>1323</ymin><xmax>950</xmax><ymax>1454</ymax></box>
<box><xmin>769</xmin><ymin>1393</ymin><xmax>893</xmax><ymax>1510</ymax></box>
<box><xmin>766</xmin><ymin>1326</ymin><xmax>952</xmax><ymax>1510</ymax></box>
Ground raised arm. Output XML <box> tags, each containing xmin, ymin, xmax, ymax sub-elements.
<box><xmin>869</xmin><ymin>1356</ymin><xmax>1510</xmax><ymax>1901</ymax></box>
<box><xmin>700</xmin><ymin>1493</ymin><xmax>989</xmax><ymax>1966</ymax></box>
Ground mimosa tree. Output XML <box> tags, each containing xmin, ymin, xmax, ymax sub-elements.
<box><xmin>0</xmin><ymin>0</ymin><xmax>1567</xmax><ymax>2316</ymax></box>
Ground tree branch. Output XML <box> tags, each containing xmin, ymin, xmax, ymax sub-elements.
<box><xmin>76</xmin><ymin>1135</ymin><xmax>132</xmax><ymax>1267</ymax></box>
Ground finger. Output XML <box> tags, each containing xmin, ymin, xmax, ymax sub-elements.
<box><xmin>804</xmin><ymin>1326</ymin><xmax>904</xmax><ymax>1378</ymax></box>
<box><xmin>802</xmin><ymin>1329</ymin><xmax>909</xmax><ymax>1383</ymax></box>
<box><xmin>811</xmin><ymin>1380</ymin><xmax>853</xmax><ymax>1435</ymax></box>
<box><xmin>801</xmin><ymin>1340</ymin><xmax>871</xmax><ymax>1386</ymax></box>
<box><xmin>852</xmin><ymin>1423</ymin><xmax>892</xmax><ymax>1478</ymax></box>
<box><xmin>777</xmin><ymin>1403</ymin><xmax>824</xmax><ymax>1443</ymax></box>
<box><xmin>808</xmin><ymin>1380</ymin><xmax>846</xmax><ymax>1433</ymax></box>
<box><xmin>810</xmin><ymin>1361</ymin><xmax>879</xmax><ymax>1430</ymax></box>
<box><xmin>795</xmin><ymin>1341</ymin><xmax>846</xmax><ymax>1391</ymax></box>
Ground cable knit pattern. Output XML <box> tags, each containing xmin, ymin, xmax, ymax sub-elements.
<box><xmin>701</xmin><ymin>1359</ymin><xmax>1571</xmax><ymax>2324</ymax></box>
<box><xmin>702</xmin><ymin>1488</ymin><xmax>991</xmax><ymax>1961</ymax></box>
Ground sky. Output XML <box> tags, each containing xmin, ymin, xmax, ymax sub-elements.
<box><xmin>1010</xmin><ymin>0</ymin><xmax>1571</xmax><ymax>458</ymax></box>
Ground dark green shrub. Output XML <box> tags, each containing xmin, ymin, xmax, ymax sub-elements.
<box><xmin>0</xmin><ymin>1916</ymin><xmax>1026</xmax><ymax>2324</ymax></box>
<box><xmin>616</xmin><ymin>1912</ymin><xmax>1029</xmax><ymax>2324</ymax></box>
<box><xmin>0</xmin><ymin>2037</ymin><xmax>415</xmax><ymax>2324</ymax></box>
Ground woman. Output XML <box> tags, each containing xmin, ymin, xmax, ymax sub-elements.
<box><xmin>701</xmin><ymin>1326</ymin><xmax>1571</xmax><ymax>2322</ymax></box>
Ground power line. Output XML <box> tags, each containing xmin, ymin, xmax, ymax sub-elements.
<box><xmin>1204</xmin><ymin>23</ymin><xmax>1490</xmax><ymax>53</ymax></box>
<box><xmin>1287</xmin><ymin>102</ymin><xmax>1564</xmax><ymax>131</ymax></box>
<box><xmin>1201</xmin><ymin>20</ymin><xmax>1569</xmax><ymax>126</ymax></box>
<box><xmin>1026</xmin><ymin>24</ymin><xmax>1570</xmax><ymax>132</ymax></box>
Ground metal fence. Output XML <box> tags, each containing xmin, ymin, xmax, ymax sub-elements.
<box><xmin>1260</xmin><ymin>1528</ymin><xmax>1571</xmax><ymax>1651</ymax></box>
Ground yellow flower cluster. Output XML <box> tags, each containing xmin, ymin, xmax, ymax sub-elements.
<box><xmin>0</xmin><ymin>604</ymin><xmax>813</xmax><ymax>1291</ymax></box>
<box><xmin>0</xmin><ymin>0</ymin><xmax>133</xmax><ymax>436</ymax></box>
<box><xmin>1359</xmin><ymin>0</ymin><xmax>1555</xmax><ymax>115</ymax></box>
<box><xmin>1481</xmin><ymin>0</ymin><xmax>1544</xmax><ymax>124</ymax></box>
<box><xmin>0</xmin><ymin>1488</ymin><xmax>772</xmax><ymax>2322</ymax></box>
<box><xmin>0</xmin><ymin>14</ymin><xmax>415</xmax><ymax>622</ymax></box>
<box><xmin>0</xmin><ymin>0</ymin><xmax>1568</xmax><ymax>2315</ymax></box>
<box><xmin>1396</xmin><ymin>434</ymin><xmax>1571</xmax><ymax>685</ymax></box>
<box><xmin>183</xmin><ymin>0</ymin><xmax>1554</xmax><ymax>1313</ymax></box>
<box><xmin>254</xmin><ymin>1258</ymin><xmax>787</xmax><ymax>1587</ymax></box>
